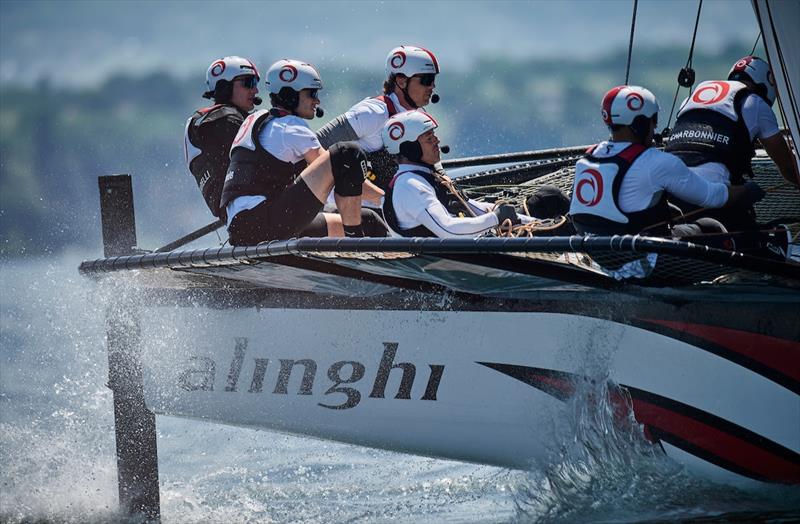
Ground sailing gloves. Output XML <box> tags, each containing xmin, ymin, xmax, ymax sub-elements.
<box><xmin>742</xmin><ymin>181</ymin><xmax>767</xmax><ymax>206</ymax></box>
<box><xmin>493</xmin><ymin>204</ymin><xmax>521</xmax><ymax>226</ymax></box>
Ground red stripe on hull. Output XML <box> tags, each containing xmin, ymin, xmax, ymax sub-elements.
<box><xmin>639</xmin><ymin>319</ymin><xmax>800</xmax><ymax>383</ymax></box>
<box><xmin>631</xmin><ymin>396</ymin><xmax>800</xmax><ymax>483</ymax></box>
<box><xmin>479</xmin><ymin>362</ymin><xmax>800</xmax><ymax>484</ymax></box>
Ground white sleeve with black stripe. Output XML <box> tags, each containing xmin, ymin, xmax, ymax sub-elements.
<box><xmin>392</xmin><ymin>174</ymin><xmax>499</xmax><ymax>238</ymax></box>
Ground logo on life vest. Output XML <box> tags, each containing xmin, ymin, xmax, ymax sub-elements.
<box><xmin>210</xmin><ymin>60</ymin><xmax>226</xmax><ymax>77</ymax></box>
<box><xmin>388</xmin><ymin>121</ymin><xmax>405</xmax><ymax>140</ymax></box>
<box><xmin>232</xmin><ymin>114</ymin><xmax>256</xmax><ymax>147</ymax></box>
<box><xmin>279</xmin><ymin>65</ymin><xmax>298</xmax><ymax>83</ymax></box>
<box><xmin>576</xmin><ymin>168</ymin><xmax>603</xmax><ymax>207</ymax></box>
<box><xmin>390</xmin><ymin>51</ymin><xmax>407</xmax><ymax>70</ymax></box>
<box><xmin>626</xmin><ymin>92</ymin><xmax>644</xmax><ymax>111</ymax></box>
<box><xmin>692</xmin><ymin>81</ymin><xmax>730</xmax><ymax>105</ymax></box>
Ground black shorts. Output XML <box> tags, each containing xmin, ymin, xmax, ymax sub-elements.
<box><xmin>228</xmin><ymin>178</ymin><xmax>327</xmax><ymax>246</ymax></box>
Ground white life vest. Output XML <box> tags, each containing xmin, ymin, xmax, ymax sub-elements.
<box><xmin>676</xmin><ymin>80</ymin><xmax>748</xmax><ymax>122</ymax></box>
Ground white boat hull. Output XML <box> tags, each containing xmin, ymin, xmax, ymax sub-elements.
<box><xmin>139</xmin><ymin>307</ymin><xmax>800</xmax><ymax>484</ymax></box>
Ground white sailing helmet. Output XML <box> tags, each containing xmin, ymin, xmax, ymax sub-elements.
<box><xmin>385</xmin><ymin>45</ymin><xmax>440</xmax><ymax>79</ymax></box>
<box><xmin>265</xmin><ymin>59</ymin><xmax>323</xmax><ymax>95</ymax></box>
<box><xmin>382</xmin><ymin>109</ymin><xmax>438</xmax><ymax>155</ymax></box>
<box><xmin>728</xmin><ymin>55</ymin><xmax>776</xmax><ymax>106</ymax></box>
<box><xmin>601</xmin><ymin>85</ymin><xmax>659</xmax><ymax>128</ymax></box>
<box><xmin>204</xmin><ymin>56</ymin><xmax>259</xmax><ymax>99</ymax></box>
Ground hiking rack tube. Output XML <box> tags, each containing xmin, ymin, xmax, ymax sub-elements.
<box><xmin>79</xmin><ymin>235</ymin><xmax>800</xmax><ymax>280</ymax></box>
<box><xmin>441</xmin><ymin>144</ymin><xmax>591</xmax><ymax>169</ymax></box>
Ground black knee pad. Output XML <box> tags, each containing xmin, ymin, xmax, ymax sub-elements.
<box><xmin>329</xmin><ymin>142</ymin><xmax>368</xmax><ymax>197</ymax></box>
<box><xmin>694</xmin><ymin>217</ymin><xmax>728</xmax><ymax>234</ymax></box>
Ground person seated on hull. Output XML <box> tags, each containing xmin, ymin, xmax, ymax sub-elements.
<box><xmin>381</xmin><ymin>110</ymin><xmax>533</xmax><ymax>238</ymax></box>
<box><xmin>665</xmin><ymin>55</ymin><xmax>800</xmax><ymax>231</ymax></box>
<box><xmin>569</xmin><ymin>85</ymin><xmax>766</xmax><ymax>240</ymax></box>
<box><xmin>184</xmin><ymin>56</ymin><xmax>261</xmax><ymax>221</ymax></box>
<box><xmin>317</xmin><ymin>45</ymin><xmax>442</xmax><ymax>190</ymax></box>
<box><xmin>221</xmin><ymin>59</ymin><xmax>374</xmax><ymax>246</ymax></box>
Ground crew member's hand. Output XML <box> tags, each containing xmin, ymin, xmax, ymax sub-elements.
<box><xmin>743</xmin><ymin>181</ymin><xmax>766</xmax><ymax>205</ymax></box>
<box><xmin>493</xmin><ymin>204</ymin><xmax>521</xmax><ymax>226</ymax></box>
<box><xmin>362</xmin><ymin>180</ymin><xmax>384</xmax><ymax>206</ymax></box>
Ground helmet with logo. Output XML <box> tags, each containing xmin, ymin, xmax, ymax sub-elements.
<box><xmin>265</xmin><ymin>59</ymin><xmax>323</xmax><ymax>112</ymax></box>
<box><xmin>601</xmin><ymin>85</ymin><xmax>659</xmax><ymax>138</ymax></box>
<box><xmin>385</xmin><ymin>45</ymin><xmax>440</xmax><ymax>79</ymax></box>
<box><xmin>203</xmin><ymin>56</ymin><xmax>259</xmax><ymax>101</ymax></box>
<box><xmin>382</xmin><ymin>109</ymin><xmax>438</xmax><ymax>162</ymax></box>
<box><xmin>728</xmin><ymin>55</ymin><xmax>776</xmax><ymax>106</ymax></box>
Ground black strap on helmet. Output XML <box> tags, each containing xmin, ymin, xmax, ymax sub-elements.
<box><xmin>396</xmin><ymin>75</ymin><xmax>418</xmax><ymax>109</ymax></box>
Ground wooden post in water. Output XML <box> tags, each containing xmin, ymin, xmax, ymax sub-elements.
<box><xmin>99</xmin><ymin>174</ymin><xmax>161</xmax><ymax>522</ymax></box>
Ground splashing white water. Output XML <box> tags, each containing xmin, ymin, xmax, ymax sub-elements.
<box><xmin>2</xmin><ymin>257</ymin><xmax>798</xmax><ymax>523</ymax></box>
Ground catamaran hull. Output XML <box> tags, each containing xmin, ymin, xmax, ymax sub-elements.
<box><xmin>139</xmin><ymin>306</ymin><xmax>799</xmax><ymax>485</ymax></box>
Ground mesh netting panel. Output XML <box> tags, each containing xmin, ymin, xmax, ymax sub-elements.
<box><xmin>467</xmin><ymin>157</ymin><xmax>799</xmax><ymax>225</ymax></box>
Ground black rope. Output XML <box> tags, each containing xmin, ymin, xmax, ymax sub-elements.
<box><xmin>624</xmin><ymin>0</ymin><xmax>638</xmax><ymax>84</ymax></box>
<box><xmin>664</xmin><ymin>0</ymin><xmax>703</xmax><ymax>136</ymax></box>
<box><xmin>749</xmin><ymin>31</ymin><xmax>762</xmax><ymax>56</ymax></box>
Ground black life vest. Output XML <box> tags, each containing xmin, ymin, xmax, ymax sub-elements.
<box><xmin>220</xmin><ymin>109</ymin><xmax>309</xmax><ymax>210</ymax></box>
<box><xmin>570</xmin><ymin>144</ymin><xmax>671</xmax><ymax>236</ymax></box>
<box><xmin>184</xmin><ymin>104</ymin><xmax>246</xmax><ymax>218</ymax></box>
<box><xmin>665</xmin><ymin>81</ymin><xmax>756</xmax><ymax>184</ymax></box>
<box><xmin>382</xmin><ymin>168</ymin><xmax>472</xmax><ymax>237</ymax></box>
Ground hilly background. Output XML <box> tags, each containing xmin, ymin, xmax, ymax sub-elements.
<box><xmin>0</xmin><ymin>0</ymin><xmax>766</xmax><ymax>256</ymax></box>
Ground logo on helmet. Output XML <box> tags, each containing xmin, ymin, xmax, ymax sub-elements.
<box><xmin>576</xmin><ymin>169</ymin><xmax>603</xmax><ymax>207</ymax></box>
<box><xmin>692</xmin><ymin>81</ymin><xmax>730</xmax><ymax>106</ymax></box>
<box><xmin>625</xmin><ymin>92</ymin><xmax>644</xmax><ymax>111</ymax></box>
<box><xmin>734</xmin><ymin>57</ymin><xmax>753</xmax><ymax>70</ymax></box>
<box><xmin>388</xmin><ymin>122</ymin><xmax>405</xmax><ymax>141</ymax></box>
<box><xmin>390</xmin><ymin>51</ymin><xmax>407</xmax><ymax>70</ymax></box>
<box><xmin>210</xmin><ymin>60</ymin><xmax>226</xmax><ymax>77</ymax></box>
<box><xmin>279</xmin><ymin>65</ymin><xmax>298</xmax><ymax>83</ymax></box>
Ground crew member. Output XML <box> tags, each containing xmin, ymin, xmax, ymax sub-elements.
<box><xmin>221</xmin><ymin>59</ymin><xmax>371</xmax><ymax>245</ymax></box>
<box><xmin>381</xmin><ymin>110</ymin><xmax>531</xmax><ymax>238</ymax></box>
<box><xmin>317</xmin><ymin>45</ymin><xmax>442</xmax><ymax>189</ymax></box>
<box><xmin>665</xmin><ymin>56</ymin><xmax>799</xmax><ymax>230</ymax></box>
<box><xmin>570</xmin><ymin>85</ymin><xmax>765</xmax><ymax>237</ymax></box>
<box><xmin>184</xmin><ymin>56</ymin><xmax>261</xmax><ymax>219</ymax></box>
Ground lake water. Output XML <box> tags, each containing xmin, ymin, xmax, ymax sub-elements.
<box><xmin>1</xmin><ymin>256</ymin><xmax>798</xmax><ymax>523</ymax></box>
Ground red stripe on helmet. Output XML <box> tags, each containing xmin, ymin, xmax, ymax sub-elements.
<box><xmin>419</xmin><ymin>46</ymin><xmax>440</xmax><ymax>73</ymax></box>
<box><xmin>246</xmin><ymin>59</ymin><xmax>260</xmax><ymax>80</ymax></box>
<box><xmin>602</xmin><ymin>85</ymin><xmax>626</xmax><ymax>125</ymax></box>
<box><xmin>420</xmin><ymin>110</ymin><xmax>438</xmax><ymax>127</ymax></box>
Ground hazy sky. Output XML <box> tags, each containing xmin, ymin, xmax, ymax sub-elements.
<box><xmin>1</xmin><ymin>0</ymin><xmax>760</xmax><ymax>88</ymax></box>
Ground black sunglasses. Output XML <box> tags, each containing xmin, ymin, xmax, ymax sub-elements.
<box><xmin>305</xmin><ymin>88</ymin><xmax>320</xmax><ymax>99</ymax></box>
<box><xmin>237</xmin><ymin>76</ymin><xmax>259</xmax><ymax>89</ymax></box>
<box><xmin>415</xmin><ymin>74</ymin><xmax>437</xmax><ymax>86</ymax></box>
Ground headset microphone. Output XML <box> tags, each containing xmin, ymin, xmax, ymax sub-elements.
<box><xmin>431</xmin><ymin>93</ymin><xmax>440</xmax><ymax>104</ymax></box>
<box><xmin>253</xmin><ymin>96</ymin><xmax>263</xmax><ymax>106</ymax></box>
<box><xmin>315</xmin><ymin>107</ymin><xmax>325</xmax><ymax>118</ymax></box>
<box><xmin>440</xmin><ymin>145</ymin><xmax>450</xmax><ymax>154</ymax></box>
